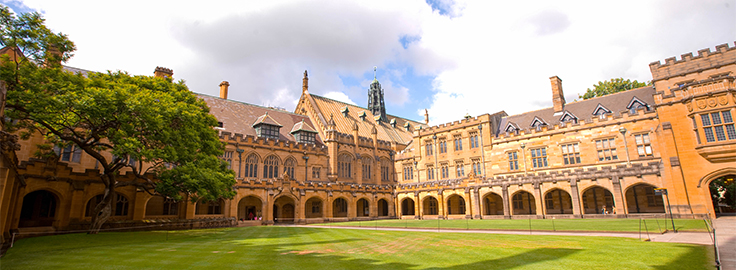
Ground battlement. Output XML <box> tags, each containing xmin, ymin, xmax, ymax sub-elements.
<box><xmin>218</xmin><ymin>131</ymin><xmax>327</xmax><ymax>154</ymax></box>
<box><xmin>418</xmin><ymin>114</ymin><xmax>489</xmax><ymax>135</ymax></box>
<box><xmin>649</xmin><ymin>42</ymin><xmax>736</xmax><ymax>82</ymax></box>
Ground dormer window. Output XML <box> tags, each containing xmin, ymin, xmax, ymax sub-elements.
<box><xmin>627</xmin><ymin>97</ymin><xmax>650</xmax><ymax>115</ymax></box>
<box><xmin>530</xmin><ymin>117</ymin><xmax>547</xmax><ymax>130</ymax></box>
<box><xmin>290</xmin><ymin>120</ymin><xmax>318</xmax><ymax>144</ymax></box>
<box><xmin>252</xmin><ymin>112</ymin><xmax>282</xmax><ymax>140</ymax></box>
<box><xmin>359</xmin><ymin>111</ymin><xmax>367</xmax><ymax>121</ymax></box>
<box><xmin>504</xmin><ymin>123</ymin><xmax>519</xmax><ymax>134</ymax></box>
<box><xmin>560</xmin><ymin>111</ymin><xmax>577</xmax><ymax>124</ymax></box>
<box><xmin>404</xmin><ymin>122</ymin><xmax>411</xmax><ymax>131</ymax></box>
<box><xmin>390</xmin><ymin>119</ymin><xmax>397</xmax><ymax>128</ymax></box>
<box><xmin>592</xmin><ymin>103</ymin><xmax>612</xmax><ymax>118</ymax></box>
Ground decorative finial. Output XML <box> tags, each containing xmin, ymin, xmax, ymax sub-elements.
<box><xmin>304</xmin><ymin>70</ymin><xmax>308</xmax><ymax>78</ymax></box>
<box><xmin>373</xmin><ymin>66</ymin><xmax>377</xmax><ymax>79</ymax></box>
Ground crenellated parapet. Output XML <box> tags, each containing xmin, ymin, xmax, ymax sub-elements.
<box><xmin>649</xmin><ymin>42</ymin><xmax>736</xmax><ymax>82</ymax></box>
<box><xmin>218</xmin><ymin>131</ymin><xmax>328</xmax><ymax>154</ymax></box>
<box><xmin>417</xmin><ymin>114</ymin><xmax>490</xmax><ymax>136</ymax></box>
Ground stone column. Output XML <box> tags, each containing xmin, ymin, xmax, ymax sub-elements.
<box><xmin>611</xmin><ymin>176</ymin><xmax>626</xmax><ymax>216</ymax></box>
<box><xmin>326</xmin><ymin>193</ymin><xmax>333</xmax><ymax>221</ymax></box>
<box><xmin>388</xmin><ymin>194</ymin><xmax>396</xmax><ymax>217</ymax></box>
<box><xmin>370</xmin><ymin>193</ymin><xmax>377</xmax><ymax>218</ymax></box>
<box><xmin>263</xmin><ymin>189</ymin><xmax>273</xmax><ymax>225</ymax></box>
<box><xmin>472</xmin><ymin>187</ymin><xmax>481</xmax><ymax>219</ymax></box>
<box><xmin>437</xmin><ymin>189</ymin><xmax>445</xmax><ymax>219</ymax></box>
<box><xmin>502</xmin><ymin>184</ymin><xmax>511</xmax><ymax>219</ymax></box>
<box><xmin>348</xmin><ymin>195</ymin><xmax>356</xmax><ymax>220</ymax></box>
<box><xmin>570</xmin><ymin>179</ymin><xmax>582</xmax><ymax>218</ymax></box>
<box><xmin>297</xmin><ymin>190</ymin><xmax>306</xmax><ymax>224</ymax></box>
<box><xmin>534</xmin><ymin>183</ymin><xmax>544</xmax><ymax>219</ymax></box>
<box><xmin>132</xmin><ymin>191</ymin><xmax>147</xmax><ymax>220</ymax></box>
<box><xmin>414</xmin><ymin>192</ymin><xmax>421</xmax><ymax>219</ymax></box>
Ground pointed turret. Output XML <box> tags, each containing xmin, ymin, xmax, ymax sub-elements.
<box><xmin>367</xmin><ymin>66</ymin><xmax>388</xmax><ymax>122</ymax></box>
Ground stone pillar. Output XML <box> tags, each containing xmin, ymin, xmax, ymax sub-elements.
<box><xmin>263</xmin><ymin>189</ymin><xmax>273</xmax><ymax>225</ymax></box>
<box><xmin>502</xmin><ymin>184</ymin><xmax>511</xmax><ymax>219</ymax></box>
<box><xmin>534</xmin><ymin>183</ymin><xmax>544</xmax><ymax>218</ymax></box>
<box><xmin>184</xmin><ymin>197</ymin><xmax>196</xmax><ymax>220</ymax></box>
<box><xmin>611</xmin><ymin>176</ymin><xmax>626</xmax><ymax>216</ymax></box>
<box><xmin>132</xmin><ymin>191</ymin><xmax>147</xmax><ymax>220</ymax></box>
<box><xmin>326</xmin><ymin>193</ymin><xmax>333</xmax><ymax>220</ymax></box>
<box><xmin>472</xmin><ymin>187</ymin><xmax>481</xmax><ymax>219</ymax></box>
<box><xmin>348</xmin><ymin>195</ymin><xmax>356</xmax><ymax>220</ymax></box>
<box><xmin>297</xmin><ymin>191</ymin><xmax>306</xmax><ymax>224</ymax></box>
<box><xmin>437</xmin><ymin>189</ymin><xmax>445</xmax><ymax>219</ymax></box>
<box><xmin>414</xmin><ymin>192</ymin><xmax>421</xmax><ymax>219</ymax></box>
<box><xmin>388</xmin><ymin>194</ymin><xmax>395</xmax><ymax>217</ymax></box>
<box><xmin>355</xmin><ymin>156</ymin><xmax>363</xmax><ymax>185</ymax></box>
<box><xmin>370</xmin><ymin>193</ymin><xmax>377</xmax><ymax>218</ymax></box>
<box><xmin>570</xmin><ymin>179</ymin><xmax>582</xmax><ymax>218</ymax></box>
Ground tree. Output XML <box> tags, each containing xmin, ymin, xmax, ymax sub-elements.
<box><xmin>578</xmin><ymin>78</ymin><xmax>650</xmax><ymax>100</ymax></box>
<box><xmin>1</xmin><ymin>7</ymin><xmax>235</xmax><ymax>233</ymax></box>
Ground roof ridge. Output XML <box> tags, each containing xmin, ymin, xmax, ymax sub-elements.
<box><xmin>310</xmin><ymin>93</ymin><xmax>426</xmax><ymax>126</ymax></box>
<box><xmin>195</xmin><ymin>92</ymin><xmax>309</xmax><ymax>117</ymax></box>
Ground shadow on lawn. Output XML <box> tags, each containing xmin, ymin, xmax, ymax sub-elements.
<box><xmin>649</xmin><ymin>244</ymin><xmax>714</xmax><ymax>270</ymax></box>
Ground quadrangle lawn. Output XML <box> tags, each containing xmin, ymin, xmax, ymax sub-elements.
<box><xmin>1</xmin><ymin>226</ymin><xmax>714</xmax><ymax>270</ymax></box>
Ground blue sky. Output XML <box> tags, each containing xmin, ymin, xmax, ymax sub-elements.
<box><xmin>3</xmin><ymin>0</ymin><xmax>735</xmax><ymax>125</ymax></box>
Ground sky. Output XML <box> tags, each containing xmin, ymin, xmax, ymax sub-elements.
<box><xmin>3</xmin><ymin>0</ymin><xmax>735</xmax><ymax>125</ymax></box>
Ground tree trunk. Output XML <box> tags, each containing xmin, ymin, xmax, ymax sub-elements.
<box><xmin>88</xmin><ymin>175</ymin><xmax>115</xmax><ymax>234</ymax></box>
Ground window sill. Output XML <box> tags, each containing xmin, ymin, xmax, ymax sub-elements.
<box><xmin>695</xmin><ymin>141</ymin><xmax>736</xmax><ymax>162</ymax></box>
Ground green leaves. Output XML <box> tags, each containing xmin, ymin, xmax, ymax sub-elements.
<box><xmin>579</xmin><ymin>78</ymin><xmax>650</xmax><ymax>100</ymax></box>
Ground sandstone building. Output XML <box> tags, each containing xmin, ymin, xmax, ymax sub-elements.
<box><xmin>0</xmin><ymin>42</ymin><xmax>734</xmax><ymax>241</ymax></box>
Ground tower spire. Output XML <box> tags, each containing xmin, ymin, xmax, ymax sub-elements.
<box><xmin>367</xmin><ymin>67</ymin><xmax>388</xmax><ymax>122</ymax></box>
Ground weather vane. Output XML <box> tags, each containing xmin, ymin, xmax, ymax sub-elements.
<box><xmin>374</xmin><ymin>66</ymin><xmax>377</xmax><ymax>79</ymax></box>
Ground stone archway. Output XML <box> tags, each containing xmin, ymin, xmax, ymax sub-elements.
<box><xmin>483</xmin><ymin>192</ymin><xmax>504</xmax><ymax>215</ymax></box>
<box><xmin>377</xmin><ymin>199</ymin><xmax>389</xmax><ymax>217</ymax></box>
<box><xmin>423</xmin><ymin>196</ymin><xmax>439</xmax><ymax>215</ymax></box>
<box><xmin>581</xmin><ymin>186</ymin><xmax>614</xmax><ymax>214</ymax></box>
<box><xmin>401</xmin><ymin>198</ymin><xmax>415</xmax><ymax>216</ymax></box>
<box><xmin>305</xmin><ymin>197</ymin><xmax>324</xmax><ymax>219</ymax></box>
<box><xmin>357</xmin><ymin>198</ymin><xmax>370</xmax><ymax>217</ymax></box>
<box><xmin>273</xmin><ymin>196</ymin><xmax>296</xmax><ymax>223</ymax></box>
<box><xmin>625</xmin><ymin>183</ymin><xmax>665</xmax><ymax>213</ymax></box>
<box><xmin>19</xmin><ymin>190</ymin><xmax>59</xmax><ymax>228</ymax></box>
<box><xmin>511</xmin><ymin>191</ymin><xmax>536</xmax><ymax>215</ymax></box>
<box><xmin>708</xmin><ymin>174</ymin><xmax>735</xmax><ymax>216</ymax></box>
<box><xmin>445</xmin><ymin>194</ymin><xmax>466</xmax><ymax>215</ymax></box>
<box><xmin>333</xmin><ymin>197</ymin><xmax>348</xmax><ymax>217</ymax></box>
<box><xmin>238</xmin><ymin>196</ymin><xmax>263</xmax><ymax>220</ymax></box>
<box><xmin>544</xmin><ymin>189</ymin><xmax>573</xmax><ymax>215</ymax></box>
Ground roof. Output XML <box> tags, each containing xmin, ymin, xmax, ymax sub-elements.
<box><xmin>307</xmin><ymin>94</ymin><xmax>427</xmax><ymax>145</ymax></box>
<box><xmin>252</xmin><ymin>112</ymin><xmax>283</xmax><ymax>127</ymax></box>
<box><xmin>198</xmin><ymin>93</ymin><xmax>322</xmax><ymax>144</ymax></box>
<box><xmin>497</xmin><ymin>86</ymin><xmax>656</xmax><ymax>135</ymax></box>
<box><xmin>290</xmin><ymin>120</ymin><xmax>318</xmax><ymax>134</ymax></box>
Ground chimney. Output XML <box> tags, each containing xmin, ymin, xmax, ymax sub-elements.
<box><xmin>302</xmin><ymin>70</ymin><xmax>309</xmax><ymax>93</ymax></box>
<box><xmin>219</xmin><ymin>81</ymin><xmax>230</xmax><ymax>99</ymax></box>
<box><xmin>154</xmin><ymin>67</ymin><xmax>173</xmax><ymax>79</ymax></box>
<box><xmin>550</xmin><ymin>76</ymin><xmax>565</xmax><ymax>112</ymax></box>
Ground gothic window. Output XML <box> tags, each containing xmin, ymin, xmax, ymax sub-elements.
<box><xmin>263</xmin><ymin>155</ymin><xmax>279</xmax><ymax>178</ymax></box>
<box><xmin>311</xmin><ymin>201</ymin><xmax>321</xmax><ymax>214</ymax></box>
<box><xmin>595</xmin><ymin>138</ymin><xmax>618</xmax><ymax>161</ymax></box>
<box><xmin>508</xmin><ymin>151</ymin><xmax>519</xmax><ymax>171</ymax></box>
<box><xmin>700</xmin><ymin>111</ymin><xmax>736</xmax><ymax>142</ymax></box>
<box><xmin>425</xmin><ymin>142</ymin><xmax>434</xmax><ymax>156</ymax></box>
<box><xmin>440</xmin><ymin>164</ymin><xmax>449</xmax><ymax>179</ymax></box>
<box><xmin>312</xmin><ymin>167</ymin><xmax>321</xmax><ymax>179</ymax></box>
<box><xmin>85</xmin><ymin>194</ymin><xmax>128</xmax><ymax>217</ymax></box>
<box><xmin>469</xmin><ymin>133</ymin><xmax>480</xmax><ymax>148</ymax></box>
<box><xmin>381</xmin><ymin>159</ymin><xmax>391</xmax><ymax>182</ymax></box>
<box><xmin>244</xmin><ymin>154</ymin><xmax>259</xmax><ymax>178</ymax></box>
<box><xmin>439</xmin><ymin>140</ymin><xmax>447</xmax><ymax>154</ymax></box>
<box><xmin>472</xmin><ymin>159</ymin><xmax>482</xmax><ymax>175</ymax></box>
<box><xmin>362</xmin><ymin>156</ymin><xmax>372</xmax><ymax>180</ymax></box>
<box><xmin>561</xmin><ymin>143</ymin><xmax>581</xmax><ymax>165</ymax></box>
<box><xmin>403</xmin><ymin>165</ymin><xmax>413</xmax><ymax>181</ymax></box>
<box><xmin>338</xmin><ymin>154</ymin><xmax>353</xmax><ymax>179</ymax></box>
<box><xmin>220</xmin><ymin>151</ymin><xmax>233</xmax><ymax>169</ymax></box>
<box><xmin>512</xmin><ymin>193</ymin><xmax>524</xmax><ymax>209</ymax></box>
<box><xmin>284</xmin><ymin>158</ymin><xmax>296</xmax><ymax>179</ymax></box>
<box><xmin>427</xmin><ymin>166</ymin><xmax>435</xmax><ymax>180</ymax></box>
<box><xmin>634</xmin><ymin>133</ymin><xmax>653</xmax><ymax>157</ymax></box>
<box><xmin>454</xmin><ymin>135</ymin><xmax>463</xmax><ymax>151</ymax></box>
<box><xmin>163</xmin><ymin>198</ymin><xmax>178</xmax><ymax>216</ymax></box>
<box><xmin>530</xmin><ymin>147</ymin><xmax>548</xmax><ymax>168</ymax></box>
<box><xmin>455</xmin><ymin>162</ymin><xmax>465</xmax><ymax>177</ymax></box>
<box><xmin>54</xmin><ymin>144</ymin><xmax>82</xmax><ymax>163</ymax></box>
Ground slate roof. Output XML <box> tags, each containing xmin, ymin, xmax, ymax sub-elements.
<box><xmin>198</xmin><ymin>93</ymin><xmax>322</xmax><ymax>145</ymax></box>
<box><xmin>497</xmin><ymin>86</ymin><xmax>656</xmax><ymax>135</ymax></box>
<box><xmin>290</xmin><ymin>120</ymin><xmax>318</xmax><ymax>134</ymax></box>
<box><xmin>307</xmin><ymin>94</ymin><xmax>427</xmax><ymax>145</ymax></box>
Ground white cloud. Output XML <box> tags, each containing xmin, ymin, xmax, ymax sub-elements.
<box><xmin>323</xmin><ymin>91</ymin><xmax>357</xmax><ymax>105</ymax></box>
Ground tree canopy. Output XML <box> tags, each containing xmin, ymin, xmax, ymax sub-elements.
<box><xmin>1</xmin><ymin>6</ymin><xmax>235</xmax><ymax>233</ymax></box>
<box><xmin>578</xmin><ymin>78</ymin><xmax>650</xmax><ymax>100</ymax></box>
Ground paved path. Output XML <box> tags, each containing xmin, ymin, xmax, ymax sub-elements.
<box><xmin>714</xmin><ymin>216</ymin><xmax>736</xmax><ymax>270</ymax></box>
<box><xmin>299</xmin><ymin>224</ymin><xmax>713</xmax><ymax>245</ymax></box>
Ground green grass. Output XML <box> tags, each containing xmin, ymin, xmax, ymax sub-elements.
<box><xmin>1</xmin><ymin>226</ymin><xmax>713</xmax><ymax>269</ymax></box>
<box><xmin>326</xmin><ymin>218</ymin><xmax>708</xmax><ymax>233</ymax></box>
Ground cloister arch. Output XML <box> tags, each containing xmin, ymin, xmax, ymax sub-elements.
<box><xmin>238</xmin><ymin>195</ymin><xmax>263</xmax><ymax>220</ymax></box>
<box><xmin>511</xmin><ymin>190</ymin><xmax>536</xmax><ymax>215</ymax></box>
<box><xmin>482</xmin><ymin>192</ymin><xmax>504</xmax><ymax>215</ymax></box>
<box><xmin>273</xmin><ymin>196</ymin><xmax>295</xmax><ymax>223</ymax></box>
<box><xmin>543</xmin><ymin>189</ymin><xmax>573</xmax><ymax>215</ymax></box>
<box><xmin>445</xmin><ymin>194</ymin><xmax>466</xmax><ymax>215</ymax></box>
<box><xmin>357</xmin><ymin>198</ymin><xmax>370</xmax><ymax>217</ymax></box>
<box><xmin>19</xmin><ymin>190</ymin><xmax>59</xmax><ymax>227</ymax></box>
<box><xmin>195</xmin><ymin>198</ymin><xmax>224</xmax><ymax>215</ymax></box>
<box><xmin>401</xmin><ymin>198</ymin><xmax>415</xmax><ymax>216</ymax></box>
<box><xmin>333</xmin><ymin>197</ymin><xmax>348</xmax><ymax>217</ymax></box>
<box><xmin>305</xmin><ymin>197</ymin><xmax>323</xmax><ymax>218</ymax></box>
<box><xmin>377</xmin><ymin>199</ymin><xmax>389</xmax><ymax>216</ymax></box>
<box><xmin>625</xmin><ymin>183</ymin><xmax>665</xmax><ymax>213</ymax></box>
<box><xmin>581</xmin><ymin>186</ymin><xmax>614</xmax><ymax>214</ymax></box>
<box><xmin>145</xmin><ymin>196</ymin><xmax>179</xmax><ymax>217</ymax></box>
<box><xmin>423</xmin><ymin>196</ymin><xmax>439</xmax><ymax>215</ymax></box>
<box><xmin>85</xmin><ymin>193</ymin><xmax>130</xmax><ymax>217</ymax></box>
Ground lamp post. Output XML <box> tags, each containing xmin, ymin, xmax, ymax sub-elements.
<box><xmin>433</xmin><ymin>134</ymin><xmax>438</xmax><ymax>180</ymax></box>
<box><xmin>520</xmin><ymin>143</ymin><xmax>527</xmax><ymax>173</ymax></box>
<box><xmin>236</xmin><ymin>148</ymin><xmax>244</xmax><ymax>178</ymax></box>
<box><xmin>478</xmin><ymin>124</ymin><xmax>486</xmax><ymax>178</ymax></box>
<box><xmin>619</xmin><ymin>127</ymin><xmax>631</xmax><ymax>165</ymax></box>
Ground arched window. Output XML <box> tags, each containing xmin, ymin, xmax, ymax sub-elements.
<box><xmin>244</xmin><ymin>154</ymin><xmax>259</xmax><ymax>178</ymax></box>
<box><xmin>381</xmin><ymin>158</ymin><xmax>391</xmax><ymax>182</ymax></box>
<box><xmin>338</xmin><ymin>154</ymin><xmax>353</xmax><ymax>179</ymax></box>
<box><xmin>362</xmin><ymin>156</ymin><xmax>372</xmax><ymax>180</ymax></box>
<box><xmin>85</xmin><ymin>193</ymin><xmax>129</xmax><ymax>217</ymax></box>
<box><xmin>284</xmin><ymin>158</ymin><xmax>296</xmax><ymax>179</ymax></box>
<box><xmin>263</xmin><ymin>156</ymin><xmax>279</xmax><ymax>178</ymax></box>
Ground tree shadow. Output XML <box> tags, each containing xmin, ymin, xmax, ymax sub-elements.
<box><xmin>428</xmin><ymin>248</ymin><xmax>581</xmax><ymax>270</ymax></box>
<box><xmin>650</xmin><ymin>244</ymin><xmax>714</xmax><ymax>270</ymax></box>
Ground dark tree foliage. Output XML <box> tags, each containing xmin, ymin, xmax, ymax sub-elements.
<box><xmin>579</xmin><ymin>78</ymin><xmax>650</xmax><ymax>100</ymax></box>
